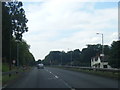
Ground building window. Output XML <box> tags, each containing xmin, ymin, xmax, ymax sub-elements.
<box><xmin>98</xmin><ymin>63</ymin><xmax>100</xmax><ymax>68</ymax></box>
<box><xmin>95</xmin><ymin>57</ymin><xmax>98</xmax><ymax>61</ymax></box>
<box><xmin>103</xmin><ymin>65</ymin><xmax>107</xmax><ymax>68</ymax></box>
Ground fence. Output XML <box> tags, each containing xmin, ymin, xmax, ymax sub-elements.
<box><xmin>2</xmin><ymin>67</ymin><xmax>28</xmax><ymax>77</ymax></box>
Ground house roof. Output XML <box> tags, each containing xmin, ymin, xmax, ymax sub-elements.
<box><xmin>100</xmin><ymin>55</ymin><xmax>109</xmax><ymax>62</ymax></box>
<box><xmin>91</xmin><ymin>54</ymin><xmax>109</xmax><ymax>62</ymax></box>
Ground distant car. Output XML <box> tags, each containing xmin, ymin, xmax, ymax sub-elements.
<box><xmin>37</xmin><ymin>64</ymin><xmax>44</xmax><ymax>69</ymax></box>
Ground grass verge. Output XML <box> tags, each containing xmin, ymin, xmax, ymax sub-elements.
<box><xmin>2</xmin><ymin>63</ymin><xmax>9</xmax><ymax>72</ymax></box>
<box><xmin>2</xmin><ymin>74</ymin><xmax>19</xmax><ymax>85</ymax></box>
<box><xmin>51</xmin><ymin>66</ymin><xmax>120</xmax><ymax>80</ymax></box>
<box><xmin>2</xmin><ymin>66</ymin><xmax>33</xmax><ymax>86</ymax></box>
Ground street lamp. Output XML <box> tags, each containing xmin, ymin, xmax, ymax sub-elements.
<box><xmin>96</xmin><ymin>33</ymin><xmax>104</xmax><ymax>56</ymax></box>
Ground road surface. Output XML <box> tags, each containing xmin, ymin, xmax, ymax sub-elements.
<box><xmin>5</xmin><ymin>67</ymin><xmax>119</xmax><ymax>88</ymax></box>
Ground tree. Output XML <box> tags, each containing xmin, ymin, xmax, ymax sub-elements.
<box><xmin>6</xmin><ymin>1</ymin><xmax>28</xmax><ymax>40</ymax></box>
<box><xmin>104</xmin><ymin>45</ymin><xmax>111</xmax><ymax>55</ymax></box>
<box><xmin>2</xmin><ymin>2</ymin><xmax>12</xmax><ymax>63</ymax></box>
<box><xmin>35</xmin><ymin>59</ymin><xmax>42</xmax><ymax>65</ymax></box>
<box><xmin>2</xmin><ymin>1</ymin><xmax>35</xmax><ymax>68</ymax></box>
<box><xmin>108</xmin><ymin>41</ymin><xmax>120</xmax><ymax>68</ymax></box>
<box><xmin>43</xmin><ymin>44</ymin><xmax>111</xmax><ymax>67</ymax></box>
<box><xmin>2</xmin><ymin>1</ymin><xmax>28</xmax><ymax>60</ymax></box>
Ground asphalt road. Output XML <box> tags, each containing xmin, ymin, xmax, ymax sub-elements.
<box><xmin>5</xmin><ymin>67</ymin><xmax>119</xmax><ymax>88</ymax></box>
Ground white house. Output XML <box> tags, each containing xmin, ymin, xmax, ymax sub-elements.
<box><xmin>91</xmin><ymin>54</ymin><xmax>111</xmax><ymax>68</ymax></box>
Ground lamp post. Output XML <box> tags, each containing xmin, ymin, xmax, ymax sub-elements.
<box><xmin>96</xmin><ymin>33</ymin><xmax>104</xmax><ymax>56</ymax></box>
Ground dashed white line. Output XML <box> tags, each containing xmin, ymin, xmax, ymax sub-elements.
<box><xmin>71</xmin><ymin>88</ymin><xmax>76</xmax><ymax>90</ymax></box>
<box><xmin>55</xmin><ymin>75</ymin><xmax>59</xmax><ymax>79</ymax></box>
<box><xmin>45</xmin><ymin>69</ymin><xmax>59</xmax><ymax>79</ymax></box>
<box><xmin>59</xmin><ymin>78</ymin><xmax>72</xmax><ymax>88</ymax></box>
<box><xmin>45</xmin><ymin>69</ymin><xmax>72</xmax><ymax>89</ymax></box>
<box><xmin>45</xmin><ymin>69</ymin><xmax>56</xmax><ymax>77</ymax></box>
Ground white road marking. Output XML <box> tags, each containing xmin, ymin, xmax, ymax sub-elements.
<box><xmin>59</xmin><ymin>79</ymin><xmax>72</xmax><ymax>88</ymax></box>
<box><xmin>45</xmin><ymin>69</ymin><xmax>58</xmax><ymax>78</ymax></box>
<box><xmin>45</xmin><ymin>69</ymin><xmax>72</xmax><ymax>88</ymax></box>
<box><xmin>45</xmin><ymin>69</ymin><xmax>58</xmax><ymax>79</ymax></box>
<box><xmin>55</xmin><ymin>75</ymin><xmax>59</xmax><ymax>79</ymax></box>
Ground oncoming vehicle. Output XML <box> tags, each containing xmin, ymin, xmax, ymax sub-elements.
<box><xmin>37</xmin><ymin>64</ymin><xmax>44</xmax><ymax>69</ymax></box>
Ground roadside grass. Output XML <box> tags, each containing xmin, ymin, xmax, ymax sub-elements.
<box><xmin>0</xmin><ymin>63</ymin><xmax>2</xmax><ymax>87</ymax></box>
<box><xmin>2</xmin><ymin>74</ymin><xmax>19</xmax><ymax>85</ymax></box>
<box><xmin>51</xmin><ymin>66</ymin><xmax>120</xmax><ymax>80</ymax></box>
<box><xmin>2</xmin><ymin>63</ymin><xmax>9</xmax><ymax>72</ymax></box>
<box><xmin>0</xmin><ymin>63</ymin><xmax>2</xmax><ymax>71</ymax></box>
<box><xmin>2</xmin><ymin>63</ymin><xmax>33</xmax><ymax>72</ymax></box>
<box><xmin>0</xmin><ymin>75</ymin><xmax>2</xmax><ymax>86</ymax></box>
<box><xmin>69</xmin><ymin>68</ymin><xmax>119</xmax><ymax>79</ymax></box>
<box><xmin>2</xmin><ymin>64</ymin><xmax>34</xmax><ymax>86</ymax></box>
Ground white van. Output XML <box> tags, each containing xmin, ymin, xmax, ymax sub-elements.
<box><xmin>37</xmin><ymin>64</ymin><xmax>44</xmax><ymax>69</ymax></box>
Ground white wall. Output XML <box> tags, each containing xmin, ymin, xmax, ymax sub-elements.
<box><xmin>91</xmin><ymin>56</ymin><xmax>111</xmax><ymax>69</ymax></box>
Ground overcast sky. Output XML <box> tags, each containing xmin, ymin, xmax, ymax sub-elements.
<box><xmin>22</xmin><ymin>0</ymin><xmax>118</xmax><ymax>60</ymax></box>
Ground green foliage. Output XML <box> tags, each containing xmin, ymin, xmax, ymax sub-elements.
<box><xmin>6</xmin><ymin>1</ymin><xmax>28</xmax><ymax>40</ymax></box>
<box><xmin>2</xmin><ymin>2</ymin><xmax>11</xmax><ymax>61</ymax></box>
<box><xmin>2</xmin><ymin>1</ymin><xmax>35</xmax><ymax>68</ymax></box>
<box><xmin>43</xmin><ymin>44</ymin><xmax>111</xmax><ymax>67</ymax></box>
<box><xmin>2</xmin><ymin>63</ymin><xmax>9</xmax><ymax>72</ymax></box>
<box><xmin>35</xmin><ymin>59</ymin><xmax>42</xmax><ymax>65</ymax></box>
<box><xmin>2</xmin><ymin>74</ymin><xmax>18</xmax><ymax>85</ymax></box>
<box><xmin>109</xmin><ymin>41</ymin><xmax>120</xmax><ymax>68</ymax></box>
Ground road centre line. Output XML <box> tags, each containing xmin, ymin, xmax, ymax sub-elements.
<box><xmin>59</xmin><ymin>79</ymin><xmax>72</xmax><ymax>88</ymax></box>
<box><xmin>45</xmin><ymin>69</ymin><xmax>59</xmax><ymax>79</ymax></box>
<box><xmin>45</xmin><ymin>69</ymin><xmax>73</xmax><ymax>89</ymax></box>
<box><xmin>55</xmin><ymin>75</ymin><xmax>59</xmax><ymax>79</ymax></box>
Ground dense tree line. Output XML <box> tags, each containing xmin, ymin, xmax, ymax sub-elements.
<box><xmin>108</xmin><ymin>41</ymin><xmax>120</xmax><ymax>68</ymax></box>
<box><xmin>42</xmin><ymin>44</ymin><xmax>107</xmax><ymax>66</ymax></box>
<box><xmin>42</xmin><ymin>41</ymin><xmax>120</xmax><ymax>68</ymax></box>
<box><xmin>2</xmin><ymin>1</ymin><xmax>35</xmax><ymax>67</ymax></box>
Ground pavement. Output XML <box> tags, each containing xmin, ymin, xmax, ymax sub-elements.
<box><xmin>3</xmin><ymin>67</ymin><xmax>119</xmax><ymax>89</ymax></box>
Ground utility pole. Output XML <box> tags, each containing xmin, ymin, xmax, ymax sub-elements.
<box><xmin>96</xmin><ymin>33</ymin><xmax>104</xmax><ymax>56</ymax></box>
